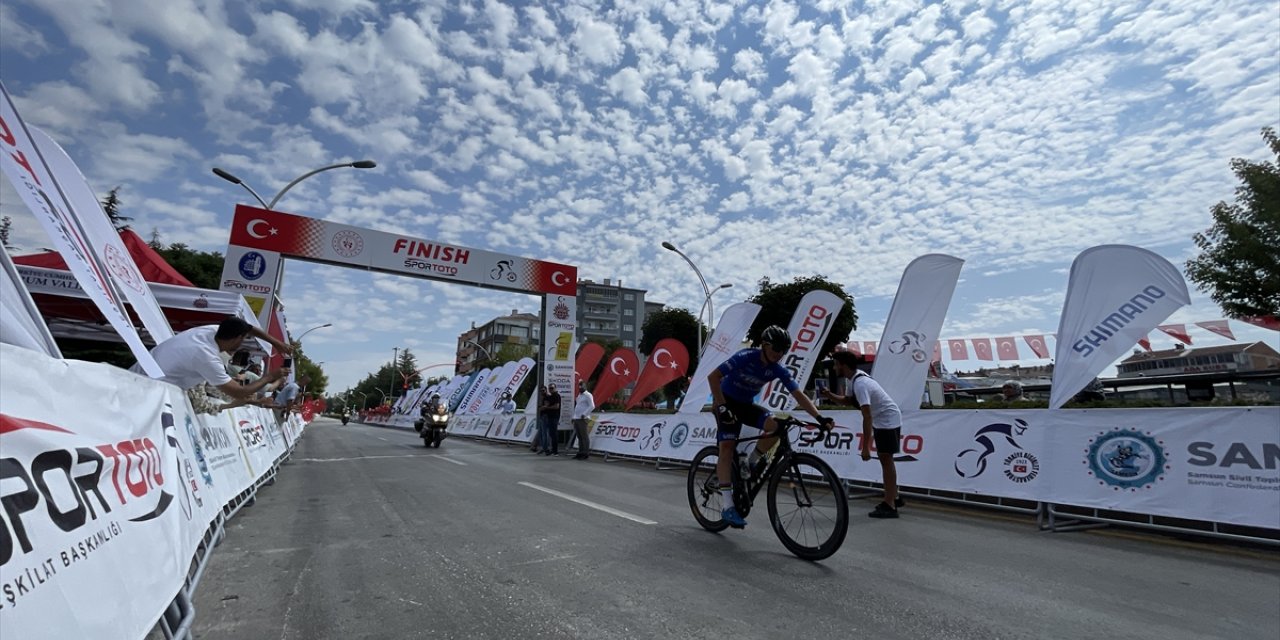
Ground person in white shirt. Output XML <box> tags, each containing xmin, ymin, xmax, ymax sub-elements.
<box><xmin>571</xmin><ymin>380</ymin><xmax>595</xmax><ymax>460</ymax></box>
<box><xmin>499</xmin><ymin>392</ymin><xmax>517</xmax><ymax>414</ymax></box>
<box><xmin>822</xmin><ymin>351</ymin><xmax>905</xmax><ymax>519</ymax></box>
<box><xmin>134</xmin><ymin>317</ymin><xmax>289</xmax><ymax>400</ymax></box>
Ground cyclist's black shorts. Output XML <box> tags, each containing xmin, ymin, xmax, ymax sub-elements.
<box><xmin>873</xmin><ymin>427</ymin><xmax>901</xmax><ymax>455</ymax></box>
<box><xmin>716</xmin><ymin>397</ymin><xmax>769</xmax><ymax>441</ymax></box>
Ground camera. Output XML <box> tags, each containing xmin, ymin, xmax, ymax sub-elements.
<box><xmin>283</xmin><ymin>357</ymin><xmax>293</xmax><ymax>368</ymax></box>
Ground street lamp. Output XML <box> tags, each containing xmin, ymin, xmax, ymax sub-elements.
<box><xmin>211</xmin><ymin>161</ymin><xmax>377</xmax><ymax>210</ymax></box>
<box><xmin>356</xmin><ymin>391</ymin><xmax>369</xmax><ymax>408</ymax></box>
<box><xmin>296</xmin><ymin>323</ymin><xmax>332</xmax><ymax>342</ymax></box>
<box><xmin>696</xmin><ymin>283</ymin><xmax>733</xmax><ymax>354</ymax></box>
<box><xmin>374</xmin><ymin>389</ymin><xmax>387</xmax><ymax>404</ymax></box>
<box><xmin>463</xmin><ymin>339</ymin><xmax>494</xmax><ymax>362</ymax></box>
<box><xmin>662</xmin><ymin>241</ymin><xmax>715</xmax><ymax>349</ymax></box>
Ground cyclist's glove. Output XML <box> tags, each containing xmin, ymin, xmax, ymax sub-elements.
<box><xmin>714</xmin><ymin>404</ymin><xmax>737</xmax><ymax>427</ymax></box>
<box><xmin>817</xmin><ymin>415</ymin><xmax>836</xmax><ymax>432</ymax></box>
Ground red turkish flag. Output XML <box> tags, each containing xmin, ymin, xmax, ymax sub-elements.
<box><xmin>995</xmin><ymin>337</ymin><xmax>1019</xmax><ymax>361</ymax></box>
<box><xmin>1157</xmin><ymin>324</ymin><xmax>1192</xmax><ymax>345</ymax></box>
<box><xmin>862</xmin><ymin>341</ymin><xmax>877</xmax><ymax>355</ymax></box>
<box><xmin>1138</xmin><ymin>335</ymin><xmax>1152</xmax><ymax>351</ymax></box>
<box><xmin>1241</xmin><ymin>315</ymin><xmax>1280</xmax><ymax>331</ymax></box>
<box><xmin>1194</xmin><ymin>320</ymin><xmax>1235</xmax><ymax>340</ymax></box>
<box><xmin>972</xmin><ymin>338</ymin><xmax>993</xmax><ymax>361</ymax></box>
<box><xmin>1023</xmin><ymin>335</ymin><xmax>1050</xmax><ymax>358</ymax></box>
<box><xmin>948</xmin><ymin>339</ymin><xmax>969</xmax><ymax>360</ymax></box>
<box><xmin>932</xmin><ymin>341</ymin><xmax>942</xmax><ymax>364</ymax></box>
<box><xmin>574</xmin><ymin>342</ymin><xmax>606</xmax><ymax>382</ymax></box>
<box><xmin>625</xmin><ymin>339</ymin><xmax>690</xmax><ymax>410</ymax></box>
<box><xmin>847</xmin><ymin>342</ymin><xmax>862</xmax><ymax>355</ymax></box>
<box><xmin>592</xmin><ymin>348</ymin><xmax>640</xmax><ymax>406</ymax></box>
<box><xmin>301</xmin><ymin>402</ymin><xmax>316</xmax><ymax>422</ymax></box>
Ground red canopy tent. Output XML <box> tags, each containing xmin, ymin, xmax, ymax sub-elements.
<box><xmin>11</xmin><ymin>229</ymin><xmax>275</xmax><ymax>347</ymax></box>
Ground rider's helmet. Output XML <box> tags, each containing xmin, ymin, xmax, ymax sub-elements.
<box><xmin>759</xmin><ymin>325</ymin><xmax>792</xmax><ymax>352</ymax></box>
<box><xmin>431</xmin><ymin>393</ymin><xmax>441</xmax><ymax>402</ymax></box>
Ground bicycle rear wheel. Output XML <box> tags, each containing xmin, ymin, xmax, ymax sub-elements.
<box><xmin>766</xmin><ymin>453</ymin><xmax>848</xmax><ymax>561</ymax></box>
<box><xmin>687</xmin><ymin>446</ymin><xmax>729</xmax><ymax>532</ymax></box>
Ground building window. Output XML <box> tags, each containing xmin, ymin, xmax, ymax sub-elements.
<box><xmin>624</xmin><ymin>324</ymin><xmax>634</xmax><ymax>332</ymax></box>
<box><xmin>624</xmin><ymin>293</ymin><xmax>635</xmax><ymax>301</ymax></box>
<box><xmin>624</xmin><ymin>340</ymin><xmax>634</xmax><ymax>347</ymax></box>
<box><xmin>623</xmin><ymin>308</ymin><xmax>634</xmax><ymax>316</ymax></box>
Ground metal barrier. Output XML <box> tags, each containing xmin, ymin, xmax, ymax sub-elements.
<box><xmin>1040</xmin><ymin>502</ymin><xmax>1280</xmax><ymax>545</ymax></box>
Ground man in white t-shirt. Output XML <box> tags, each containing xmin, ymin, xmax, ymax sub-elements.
<box><xmin>823</xmin><ymin>351</ymin><xmax>905</xmax><ymax>519</ymax></box>
<box><xmin>570</xmin><ymin>381</ymin><xmax>595</xmax><ymax>460</ymax></box>
<box><xmin>134</xmin><ymin>317</ymin><xmax>289</xmax><ymax>400</ymax></box>
<box><xmin>274</xmin><ymin>374</ymin><xmax>310</xmax><ymax>415</ymax></box>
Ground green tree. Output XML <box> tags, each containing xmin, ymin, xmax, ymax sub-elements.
<box><xmin>746</xmin><ymin>275</ymin><xmax>858</xmax><ymax>358</ymax></box>
<box><xmin>100</xmin><ymin>187</ymin><xmax>132</xmax><ymax>230</ymax></box>
<box><xmin>289</xmin><ymin>342</ymin><xmax>328</xmax><ymax>398</ymax></box>
<box><xmin>1186</xmin><ymin>127</ymin><xmax>1280</xmax><ymax>318</ymax></box>
<box><xmin>149</xmin><ymin>232</ymin><xmax>225</xmax><ymax>289</ymax></box>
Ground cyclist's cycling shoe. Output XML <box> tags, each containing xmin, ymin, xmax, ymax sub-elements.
<box><xmin>869</xmin><ymin>502</ymin><xmax>899</xmax><ymax>519</ymax></box>
<box><xmin>721</xmin><ymin>506</ymin><xmax>748</xmax><ymax>528</ymax></box>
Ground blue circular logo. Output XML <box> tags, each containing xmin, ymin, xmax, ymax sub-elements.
<box><xmin>668</xmin><ymin>422</ymin><xmax>689</xmax><ymax>449</ymax></box>
<box><xmin>238</xmin><ymin>251</ymin><xmax>266</xmax><ymax>280</ymax></box>
<box><xmin>1086</xmin><ymin>428</ymin><xmax>1167</xmax><ymax>490</ymax></box>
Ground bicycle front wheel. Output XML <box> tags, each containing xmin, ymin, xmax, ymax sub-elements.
<box><xmin>766</xmin><ymin>453</ymin><xmax>848</xmax><ymax>561</ymax></box>
<box><xmin>687</xmin><ymin>446</ymin><xmax>729</xmax><ymax>532</ymax></box>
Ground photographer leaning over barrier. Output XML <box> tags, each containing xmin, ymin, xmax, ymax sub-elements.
<box><xmin>132</xmin><ymin>316</ymin><xmax>291</xmax><ymax>400</ymax></box>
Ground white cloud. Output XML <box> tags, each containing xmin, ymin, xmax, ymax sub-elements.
<box><xmin>573</xmin><ymin>18</ymin><xmax>624</xmax><ymax>66</ymax></box>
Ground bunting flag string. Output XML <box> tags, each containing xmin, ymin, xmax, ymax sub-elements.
<box><xmin>846</xmin><ymin>317</ymin><xmax>1268</xmax><ymax>362</ymax></box>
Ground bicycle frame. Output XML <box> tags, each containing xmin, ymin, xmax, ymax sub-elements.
<box><xmin>731</xmin><ymin>416</ymin><xmax>824</xmax><ymax>513</ymax></box>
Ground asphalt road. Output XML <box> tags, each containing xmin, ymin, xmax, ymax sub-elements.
<box><xmin>188</xmin><ymin>417</ymin><xmax>1280</xmax><ymax>640</ymax></box>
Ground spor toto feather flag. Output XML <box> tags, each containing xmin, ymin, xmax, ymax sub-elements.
<box><xmin>625</xmin><ymin>338</ymin><xmax>690</xmax><ymax>410</ymax></box>
<box><xmin>870</xmin><ymin>254</ymin><xmax>964</xmax><ymax>410</ymax></box>
<box><xmin>761</xmin><ymin>289</ymin><xmax>846</xmax><ymax>412</ymax></box>
<box><xmin>1050</xmin><ymin>245</ymin><xmax>1190</xmax><ymax>409</ymax></box>
<box><xmin>679</xmin><ymin>302</ymin><xmax>762</xmax><ymax>413</ymax></box>
<box><xmin>592</xmin><ymin>348</ymin><xmax>640</xmax><ymax>406</ymax></box>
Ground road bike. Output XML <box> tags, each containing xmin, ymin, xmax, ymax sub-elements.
<box><xmin>686</xmin><ymin>414</ymin><xmax>848</xmax><ymax>561</ymax></box>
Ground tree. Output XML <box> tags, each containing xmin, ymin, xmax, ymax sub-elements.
<box><xmin>1186</xmin><ymin>127</ymin><xmax>1280</xmax><ymax>318</ymax></box>
<box><xmin>100</xmin><ymin>187</ymin><xmax>132</xmax><ymax>230</ymax></box>
<box><xmin>0</xmin><ymin>215</ymin><xmax>13</xmax><ymax>251</ymax></box>
<box><xmin>151</xmin><ymin>241</ymin><xmax>224</xmax><ymax>289</ymax></box>
<box><xmin>746</xmin><ymin>275</ymin><xmax>858</xmax><ymax>358</ymax></box>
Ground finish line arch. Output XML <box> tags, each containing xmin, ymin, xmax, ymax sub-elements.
<box><xmin>217</xmin><ymin>203</ymin><xmax>578</xmax><ymax>406</ymax></box>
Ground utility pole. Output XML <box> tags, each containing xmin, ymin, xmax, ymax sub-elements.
<box><xmin>388</xmin><ymin>347</ymin><xmax>399</xmax><ymax>404</ymax></box>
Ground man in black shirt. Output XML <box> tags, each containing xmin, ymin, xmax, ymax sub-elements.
<box><xmin>538</xmin><ymin>383</ymin><xmax>562</xmax><ymax>456</ymax></box>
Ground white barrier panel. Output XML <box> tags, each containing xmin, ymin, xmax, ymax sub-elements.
<box><xmin>486</xmin><ymin>414</ymin><xmax>539</xmax><ymax>444</ymax></box>
<box><xmin>0</xmin><ymin>344</ymin><xmax>305</xmax><ymax>639</ymax></box>
<box><xmin>582</xmin><ymin>407</ymin><xmax>1279</xmax><ymax>530</ymax></box>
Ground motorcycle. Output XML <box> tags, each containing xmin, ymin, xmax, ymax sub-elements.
<box><xmin>422</xmin><ymin>407</ymin><xmax>449</xmax><ymax>448</ymax></box>
<box><xmin>341</xmin><ymin>412</ymin><xmax>350</xmax><ymax>426</ymax></box>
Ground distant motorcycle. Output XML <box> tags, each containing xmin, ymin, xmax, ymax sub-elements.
<box><xmin>341</xmin><ymin>411</ymin><xmax>350</xmax><ymax>426</ymax></box>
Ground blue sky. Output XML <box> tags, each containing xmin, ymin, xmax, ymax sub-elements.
<box><xmin>2</xmin><ymin>0</ymin><xmax>1277</xmax><ymax>393</ymax></box>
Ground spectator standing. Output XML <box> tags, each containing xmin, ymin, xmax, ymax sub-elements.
<box><xmin>538</xmin><ymin>383</ymin><xmax>562</xmax><ymax>456</ymax></box>
<box><xmin>499</xmin><ymin>392</ymin><xmax>517</xmax><ymax>414</ymax></box>
<box><xmin>998</xmin><ymin>380</ymin><xmax>1024</xmax><ymax>403</ymax></box>
<box><xmin>822</xmin><ymin>351</ymin><xmax>905</xmax><ymax>519</ymax></box>
<box><xmin>571</xmin><ymin>381</ymin><xmax>595</xmax><ymax>460</ymax></box>
<box><xmin>274</xmin><ymin>374</ymin><xmax>311</xmax><ymax>420</ymax></box>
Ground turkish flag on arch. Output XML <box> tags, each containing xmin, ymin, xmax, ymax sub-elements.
<box><xmin>625</xmin><ymin>339</ymin><xmax>690</xmax><ymax>410</ymax></box>
<box><xmin>995</xmin><ymin>337</ymin><xmax>1019</xmax><ymax>361</ymax></box>
<box><xmin>972</xmin><ymin>338</ymin><xmax>993</xmax><ymax>361</ymax></box>
<box><xmin>1157</xmin><ymin>324</ymin><xmax>1192</xmax><ymax>345</ymax></box>
<box><xmin>948</xmin><ymin>339</ymin><xmax>969</xmax><ymax>360</ymax></box>
<box><xmin>591</xmin><ymin>348</ymin><xmax>640</xmax><ymax>406</ymax></box>
<box><xmin>1023</xmin><ymin>335</ymin><xmax>1050</xmax><ymax>358</ymax></box>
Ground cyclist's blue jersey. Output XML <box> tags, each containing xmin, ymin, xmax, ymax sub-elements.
<box><xmin>716</xmin><ymin>348</ymin><xmax>799</xmax><ymax>403</ymax></box>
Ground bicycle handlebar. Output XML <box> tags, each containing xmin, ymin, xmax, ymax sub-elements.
<box><xmin>774</xmin><ymin>414</ymin><xmax>830</xmax><ymax>445</ymax></box>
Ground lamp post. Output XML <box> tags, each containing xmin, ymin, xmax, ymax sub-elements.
<box><xmin>662</xmin><ymin>241</ymin><xmax>716</xmax><ymax>350</ymax></box>
<box><xmin>356</xmin><ymin>391</ymin><xmax>369</xmax><ymax>409</ymax></box>
<box><xmin>463</xmin><ymin>340</ymin><xmax>494</xmax><ymax>369</ymax></box>
<box><xmin>296</xmin><ymin>323</ymin><xmax>332</xmax><ymax>342</ymax></box>
<box><xmin>212</xmin><ymin>161</ymin><xmax>377</xmax><ymax>211</ymax></box>
<box><xmin>374</xmin><ymin>388</ymin><xmax>387</xmax><ymax>405</ymax></box>
<box><xmin>696</xmin><ymin>283</ymin><xmax>733</xmax><ymax>354</ymax></box>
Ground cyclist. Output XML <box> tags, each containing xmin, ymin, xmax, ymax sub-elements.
<box><xmin>708</xmin><ymin>325</ymin><xmax>833</xmax><ymax>528</ymax></box>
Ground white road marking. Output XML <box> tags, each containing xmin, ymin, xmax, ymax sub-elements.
<box><xmin>518</xmin><ymin>482</ymin><xmax>657</xmax><ymax>525</ymax></box>
<box><xmin>430</xmin><ymin>455</ymin><xmax>467</xmax><ymax>466</ymax></box>
<box><xmin>377</xmin><ymin>437</ymin><xmax>388</xmax><ymax>442</ymax></box>
<box><xmin>293</xmin><ymin>454</ymin><xmax>429</xmax><ymax>463</ymax></box>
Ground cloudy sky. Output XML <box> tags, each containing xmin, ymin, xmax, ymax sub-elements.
<box><xmin>2</xmin><ymin>0</ymin><xmax>1277</xmax><ymax>394</ymax></box>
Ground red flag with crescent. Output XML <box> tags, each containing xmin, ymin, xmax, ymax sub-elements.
<box><xmin>948</xmin><ymin>339</ymin><xmax>969</xmax><ymax>360</ymax></box>
<box><xmin>591</xmin><ymin>348</ymin><xmax>640</xmax><ymax>406</ymax></box>
<box><xmin>1023</xmin><ymin>335</ymin><xmax>1050</xmax><ymax>358</ymax></box>
<box><xmin>1157</xmin><ymin>324</ymin><xmax>1192</xmax><ymax>345</ymax></box>
<box><xmin>1242</xmin><ymin>315</ymin><xmax>1279</xmax><ymax>331</ymax></box>
<box><xmin>1138</xmin><ymin>335</ymin><xmax>1152</xmax><ymax>351</ymax></box>
<box><xmin>995</xmin><ymin>336</ymin><xmax>1019</xmax><ymax>361</ymax></box>
<box><xmin>1194</xmin><ymin>320</ymin><xmax>1235</xmax><ymax>340</ymax></box>
<box><xmin>625</xmin><ymin>339</ymin><xmax>690</xmax><ymax>410</ymax></box>
<box><xmin>972</xmin><ymin>338</ymin><xmax>993</xmax><ymax>361</ymax></box>
<box><xmin>574</xmin><ymin>342</ymin><xmax>606</xmax><ymax>383</ymax></box>
<box><xmin>862</xmin><ymin>341</ymin><xmax>877</xmax><ymax>355</ymax></box>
